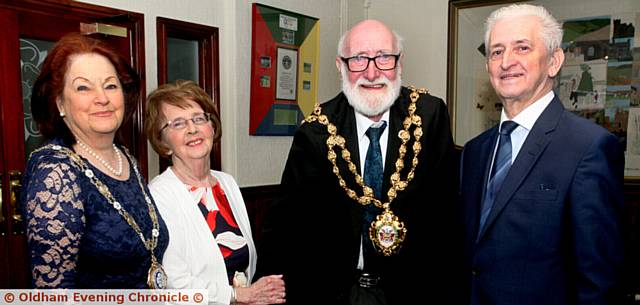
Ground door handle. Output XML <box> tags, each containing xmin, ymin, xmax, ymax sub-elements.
<box><xmin>9</xmin><ymin>170</ymin><xmax>23</xmax><ymax>235</ymax></box>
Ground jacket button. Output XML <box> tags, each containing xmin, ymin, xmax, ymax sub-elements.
<box><xmin>472</xmin><ymin>269</ymin><xmax>479</xmax><ymax>276</ymax></box>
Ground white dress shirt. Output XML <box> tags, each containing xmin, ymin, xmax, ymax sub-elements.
<box><xmin>355</xmin><ymin>110</ymin><xmax>390</xmax><ymax>175</ymax></box>
<box><xmin>494</xmin><ymin>90</ymin><xmax>555</xmax><ymax>168</ymax></box>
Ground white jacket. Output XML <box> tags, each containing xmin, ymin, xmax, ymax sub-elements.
<box><xmin>150</xmin><ymin>168</ymin><xmax>256</xmax><ymax>305</ymax></box>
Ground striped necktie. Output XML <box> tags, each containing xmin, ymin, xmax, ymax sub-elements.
<box><xmin>477</xmin><ymin>120</ymin><xmax>518</xmax><ymax>238</ymax></box>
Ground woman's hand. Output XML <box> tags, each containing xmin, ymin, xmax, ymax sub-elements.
<box><xmin>236</xmin><ymin>274</ymin><xmax>286</xmax><ymax>305</ymax></box>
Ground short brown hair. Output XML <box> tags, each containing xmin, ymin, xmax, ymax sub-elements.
<box><xmin>31</xmin><ymin>32</ymin><xmax>140</xmax><ymax>145</ymax></box>
<box><xmin>145</xmin><ymin>80</ymin><xmax>222</xmax><ymax>159</ymax></box>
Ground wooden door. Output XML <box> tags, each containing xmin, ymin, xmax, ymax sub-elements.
<box><xmin>156</xmin><ymin>17</ymin><xmax>222</xmax><ymax>172</ymax></box>
<box><xmin>0</xmin><ymin>0</ymin><xmax>146</xmax><ymax>288</ymax></box>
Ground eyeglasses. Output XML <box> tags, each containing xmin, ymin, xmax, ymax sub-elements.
<box><xmin>161</xmin><ymin>112</ymin><xmax>211</xmax><ymax>131</ymax></box>
<box><xmin>340</xmin><ymin>53</ymin><xmax>401</xmax><ymax>72</ymax></box>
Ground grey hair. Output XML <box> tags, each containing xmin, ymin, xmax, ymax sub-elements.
<box><xmin>337</xmin><ymin>27</ymin><xmax>404</xmax><ymax>57</ymax></box>
<box><xmin>484</xmin><ymin>4</ymin><xmax>563</xmax><ymax>57</ymax></box>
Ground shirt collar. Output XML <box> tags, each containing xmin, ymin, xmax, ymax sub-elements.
<box><xmin>500</xmin><ymin>90</ymin><xmax>555</xmax><ymax>132</ymax></box>
<box><xmin>354</xmin><ymin>109</ymin><xmax>390</xmax><ymax>140</ymax></box>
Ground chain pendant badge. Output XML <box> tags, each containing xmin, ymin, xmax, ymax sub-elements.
<box><xmin>147</xmin><ymin>259</ymin><xmax>168</xmax><ymax>289</ymax></box>
<box><xmin>369</xmin><ymin>208</ymin><xmax>407</xmax><ymax>256</ymax></box>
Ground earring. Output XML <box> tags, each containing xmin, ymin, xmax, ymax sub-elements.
<box><xmin>60</xmin><ymin>111</ymin><xmax>65</xmax><ymax>117</ymax></box>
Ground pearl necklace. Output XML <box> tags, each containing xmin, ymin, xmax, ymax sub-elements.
<box><xmin>76</xmin><ymin>138</ymin><xmax>123</xmax><ymax>176</ymax></box>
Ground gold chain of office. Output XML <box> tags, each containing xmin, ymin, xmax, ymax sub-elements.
<box><xmin>31</xmin><ymin>143</ymin><xmax>167</xmax><ymax>289</ymax></box>
<box><xmin>302</xmin><ymin>85</ymin><xmax>427</xmax><ymax>256</ymax></box>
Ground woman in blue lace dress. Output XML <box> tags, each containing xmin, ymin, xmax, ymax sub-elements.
<box><xmin>21</xmin><ymin>33</ymin><xmax>169</xmax><ymax>288</ymax></box>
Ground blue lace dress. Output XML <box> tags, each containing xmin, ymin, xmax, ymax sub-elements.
<box><xmin>21</xmin><ymin>138</ymin><xmax>169</xmax><ymax>288</ymax></box>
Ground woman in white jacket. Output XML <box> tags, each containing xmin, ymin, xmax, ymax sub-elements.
<box><xmin>145</xmin><ymin>80</ymin><xmax>285</xmax><ymax>305</ymax></box>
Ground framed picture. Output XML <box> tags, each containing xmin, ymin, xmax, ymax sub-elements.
<box><xmin>249</xmin><ymin>3</ymin><xmax>320</xmax><ymax>136</ymax></box>
<box><xmin>447</xmin><ymin>0</ymin><xmax>640</xmax><ymax>181</ymax></box>
<box><xmin>276</xmin><ymin>47</ymin><xmax>298</xmax><ymax>100</ymax></box>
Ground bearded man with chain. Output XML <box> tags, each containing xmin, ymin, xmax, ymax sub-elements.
<box><xmin>256</xmin><ymin>20</ymin><xmax>463</xmax><ymax>305</ymax></box>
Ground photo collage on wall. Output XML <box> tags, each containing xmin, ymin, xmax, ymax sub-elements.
<box><xmin>556</xmin><ymin>14</ymin><xmax>640</xmax><ymax>176</ymax></box>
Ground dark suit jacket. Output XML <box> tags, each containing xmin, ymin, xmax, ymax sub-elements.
<box><xmin>460</xmin><ymin>96</ymin><xmax>625</xmax><ymax>305</ymax></box>
<box><xmin>257</xmin><ymin>87</ymin><xmax>463</xmax><ymax>305</ymax></box>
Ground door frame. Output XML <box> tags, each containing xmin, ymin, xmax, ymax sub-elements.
<box><xmin>0</xmin><ymin>0</ymin><xmax>148</xmax><ymax>177</ymax></box>
<box><xmin>0</xmin><ymin>0</ymin><xmax>146</xmax><ymax>288</ymax></box>
<box><xmin>156</xmin><ymin>17</ymin><xmax>221</xmax><ymax>171</ymax></box>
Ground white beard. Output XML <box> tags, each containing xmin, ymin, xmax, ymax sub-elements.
<box><xmin>341</xmin><ymin>67</ymin><xmax>402</xmax><ymax>117</ymax></box>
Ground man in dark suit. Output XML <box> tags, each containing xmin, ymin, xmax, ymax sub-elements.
<box><xmin>257</xmin><ymin>20</ymin><xmax>461</xmax><ymax>305</ymax></box>
<box><xmin>460</xmin><ymin>4</ymin><xmax>625</xmax><ymax>305</ymax></box>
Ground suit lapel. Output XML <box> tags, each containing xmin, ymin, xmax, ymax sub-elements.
<box><xmin>382</xmin><ymin>90</ymin><xmax>408</xmax><ymax>195</ymax></box>
<box><xmin>468</xmin><ymin>131</ymin><xmax>498</xmax><ymax>242</ymax></box>
<box><xmin>342</xmin><ymin>111</ymin><xmax>361</xmax><ymax>175</ymax></box>
<box><xmin>333</xmin><ymin>97</ymin><xmax>363</xmax><ymax>243</ymax></box>
<box><xmin>478</xmin><ymin>97</ymin><xmax>563</xmax><ymax>241</ymax></box>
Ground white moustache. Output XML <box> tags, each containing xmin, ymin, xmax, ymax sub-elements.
<box><xmin>356</xmin><ymin>76</ymin><xmax>392</xmax><ymax>87</ymax></box>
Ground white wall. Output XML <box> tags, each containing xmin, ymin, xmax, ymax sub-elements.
<box><xmin>75</xmin><ymin>0</ymin><xmax>227</xmax><ymax>180</ymax></box>
<box><xmin>233</xmin><ymin>0</ymin><xmax>342</xmax><ymax>186</ymax></box>
<box><xmin>348</xmin><ymin>0</ymin><xmax>450</xmax><ymax>99</ymax></box>
<box><xmin>74</xmin><ymin>0</ymin><xmax>451</xmax><ymax>186</ymax></box>
<box><xmin>76</xmin><ymin>0</ymin><xmax>342</xmax><ymax>186</ymax></box>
